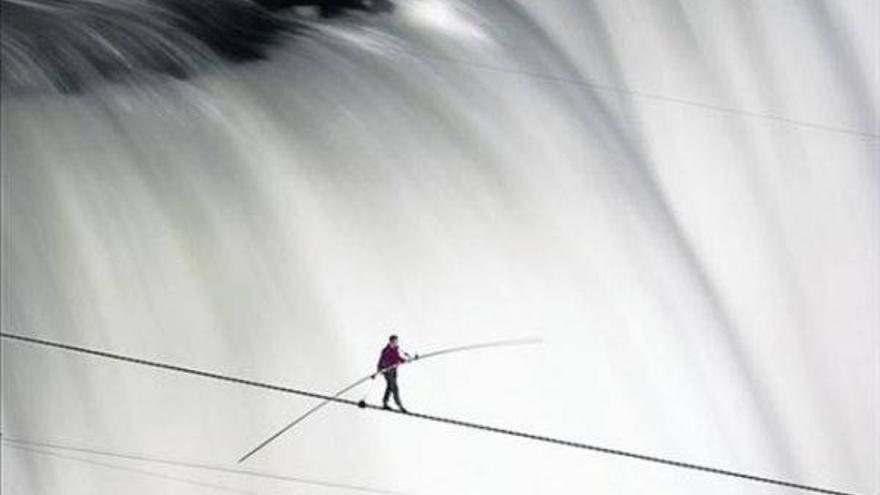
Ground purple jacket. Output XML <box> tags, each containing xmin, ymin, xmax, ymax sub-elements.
<box><xmin>377</xmin><ymin>345</ymin><xmax>405</xmax><ymax>371</ymax></box>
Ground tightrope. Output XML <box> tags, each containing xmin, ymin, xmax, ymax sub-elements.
<box><xmin>238</xmin><ymin>337</ymin><xmax>542</xmax><ymax>463</ymax></box>
<box><xmin>0</xmin><ymin>332</ymin><xmax>859</xmax><ymax>495</ymax></box>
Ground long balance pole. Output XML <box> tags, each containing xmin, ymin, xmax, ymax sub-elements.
<box><xmin>236</xmin><ymin>338</ymin><xmax>542</xmax><ymax>463</ymax></box>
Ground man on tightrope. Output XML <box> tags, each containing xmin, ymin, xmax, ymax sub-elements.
<box><xmin>372</xmin><ymin>334</ymin><xmax>416</xmax><ymax>413</ymax></box>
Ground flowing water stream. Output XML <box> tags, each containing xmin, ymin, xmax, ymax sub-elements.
<box><xmin>1</xmin><ymin>1</ymin><xmax>877</xmax><ymax>494</ymax></box>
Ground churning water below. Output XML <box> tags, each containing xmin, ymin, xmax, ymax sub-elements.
<box><xmin>1</xmin><ymin>1</ymin><xmax>877</xmax><ymax>494</ymax></box>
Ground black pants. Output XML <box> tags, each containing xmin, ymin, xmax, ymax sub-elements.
<box><xmin>382</xmin><ymin>369</ymin><xmax>403</xmax><ymax>407</ymax></box>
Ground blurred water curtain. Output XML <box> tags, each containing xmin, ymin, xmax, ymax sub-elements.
<box><xmin>1</xmin><ymin>1</ymin><xmax>876</xmax><ymax>495</ymax></box>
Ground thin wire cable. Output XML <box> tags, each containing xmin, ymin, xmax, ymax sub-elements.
<box><xmin>0</xmin><ymin>331</ymin><xmax>860</xmax><ymax>495</ymax></box>
<box><xmin>3</xmin><ymin>443</ymin><xmax>264</xmax><ymax>495</ymax></box>
<box><xmin>401</xmin><ymin>50</ymin><xmax>879</xmax><ymax>140</ymax></box>
<box><xmin>0</xmin><ymin>437</ymin><xmax>413</xmax><ymax>495</ymax></box>
<box><xmin>238</xmin><ymin>337</ymin><xmax>542</xmax><ymax>463</ymax></box>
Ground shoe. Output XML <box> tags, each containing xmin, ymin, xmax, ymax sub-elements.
<box><xmin>398</xmin><ymin>407</ymin><xmax>409</xmax><ymax>414</ymax></box>
<box><xmin>382</xmin><ymin>404</ymin><xmax>391</xmax><ymax>410</ymax></box>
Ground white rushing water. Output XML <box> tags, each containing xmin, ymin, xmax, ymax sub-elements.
<box><xmin>1</xmin><ymin>1</ymin><xmax>877</xmax><ymax>494</ymax></box>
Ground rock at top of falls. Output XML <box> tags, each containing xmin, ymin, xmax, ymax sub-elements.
<box><xmin>0</xmin><ymin>0</ymin><xmax>287</xmax><ymax>94</ymax></box>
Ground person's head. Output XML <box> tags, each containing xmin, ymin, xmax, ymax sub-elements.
<box><xmin>388</xmin><ymin>334</ymin><xmax>398</xmax><ymax>347</ymax></box>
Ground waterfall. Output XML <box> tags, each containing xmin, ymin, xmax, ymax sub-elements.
<box><xmin>1</xmin><ymin>1</ymin><xmax>876</xmax><ymax>494</ymax></box>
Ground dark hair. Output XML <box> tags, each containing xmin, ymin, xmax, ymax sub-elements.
<box><xmin>389</xmin><ymin>334</ymin><xmax>398</xmax><ymax>342</ymax></box>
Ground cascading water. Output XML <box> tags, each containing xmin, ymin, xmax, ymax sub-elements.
<box><xmin>1</xmin><ymin>1</ymin><xmax>876</xmax><ymax>494</ymax></box>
